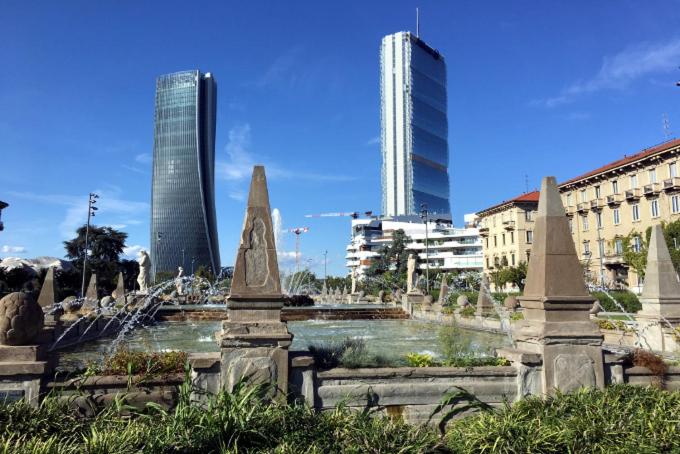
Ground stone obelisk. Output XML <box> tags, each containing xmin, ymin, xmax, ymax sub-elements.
<box><xmin>220</xmin><ymin>166</ymin><xmax>292</xmax><ymax>395</ymax></box>
<box><xmin>636</xmin><ymin>224</ymin><xmax>680</xmax><ymax>351</ymax></box>
<box><xmin>475</xmin><ymin>274</ymin><xmax>495</xmax><ymax>317</ymax></box>
<box><xmin>37</xmin><ymin>267</ymin><xmax>57</xmax><ymax>308</ymax></box>
<box><xmin>503</xmin><ymin>176</ymin><xmax>604</xmax><ymax>395</ymax></box>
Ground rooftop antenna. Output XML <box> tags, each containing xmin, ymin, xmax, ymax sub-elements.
<box><xmin>663</xmin><ymin>113</ymin><xmax>672</xmax><ymax>140</ymax></box>
<box><xmin>416</xmin><ymin>7</ymin><xmax>420</xmax><ymax>38</ymax></box>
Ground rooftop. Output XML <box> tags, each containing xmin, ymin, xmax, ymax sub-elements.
<box><xmin>477</xmin><ymin>191</ymin><xmax>539</xmax><ymax>216</ymax></box>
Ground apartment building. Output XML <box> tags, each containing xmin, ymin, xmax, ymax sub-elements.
<box><xmin>345</xmin><ymin>216</ymin><xmax>482</xmax><ymax>278</ymax></box>
<box><xmin>477</xmin><ymin>138</ymin><xmax>680</xmax><ymax>291</ymax></box>
<box><xmin>476</xmin><ymin>192</ymin><xmax>539</xmax><ymax>287</ymax></box>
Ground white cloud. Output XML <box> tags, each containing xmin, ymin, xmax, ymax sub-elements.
<box><xmin>253</xmin><ymin>47</ymin><xmax>303</xmax><ymax>88</ymax></box>
<box><xmin>366</xmin><ymin>136</ymin><xmax>380</xmax><ymax>146</ymax></box>
<box><xmin>135</xmin><ymin>153</ymin><xmax>152</xmax><ymax>164</ymax></box>
<box><xmin>8</xmin><ymin>188</ymin><xmax>148</xmax><ymax>238</ymax></box>
<box><xmin>536</xmin><ymin>38</ymin><xmax>680</xmax><ymax>107</ymax></box>
<box><xmin>216</xmin><ymin>124</ymin><xmax>355</xmax><ymax>183</ymax></box>
<box><xmin>122</xmin><ymin>164</ymin><xmax>146</xmax><ymax>174</ymax></box>
<box><xmin>1</xmin><ymin>245</ymin><xmax>26</xmax><ymax>254</ymax></box>
<box><xmin>122</xmin><ymin>245</ymin><xmax>146</xmax><ymax>259</ymax></box>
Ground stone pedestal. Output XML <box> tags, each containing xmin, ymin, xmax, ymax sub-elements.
<box><xmin>0</xmin><ymin>344</ymin><xmax>50</xmax><ymax>405</ymax></box>
<box><xmin>220</xmin><ymin>304</ymin><xmax>292</xmax><ymax>395</ymax></box>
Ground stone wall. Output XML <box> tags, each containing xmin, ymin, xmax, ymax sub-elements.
<box><xmin>292</xmin><ymin>364</ymin><xmax>518</xmax><ymax>425</ymax></box>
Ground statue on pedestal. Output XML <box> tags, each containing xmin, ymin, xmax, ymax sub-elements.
<box><xmin>137</xmin><ymin>250</ymin><xmax>151</xmax><ymax>294</ymax></box>
<box><xmin>175</xmin><ymin>266</ymin><xmax>184</xmax><ymax>296</ymax></box>
<box><xmin>351</xmin><ymin>267</ymin><xmax>358</xmax><ymax>294</ymax></box>
<box><xmin>406</xmin><ymin>253</ymin><xmax>420</xmax><ymax>294</ymax></box>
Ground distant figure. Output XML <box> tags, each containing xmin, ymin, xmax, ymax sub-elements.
<box><xmin>137</xmin><ymin>250</ymin><xmax>151</xmax><ymax>293</ymax></box>
<box><xmin>407</xmin><ymin>253</ymin><xmax>418</xmax><ymax>293</ymax></box>
<box><xmin>175</xmin><ymin>266</ymin><xmax>184</xmax><ymax>296</ymax></box>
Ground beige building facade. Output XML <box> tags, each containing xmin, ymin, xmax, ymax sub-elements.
<box><xmin>476</xmin><ymin>191</ymin><xmax>539</xmax><ymax>288</ymax></box>
<box><xmin>477</xmin><ymin>138</ymin><xmax>680</xmax><ymax>291</ymax></box>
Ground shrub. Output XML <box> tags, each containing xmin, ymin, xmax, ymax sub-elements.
<box><xmin>444</xmin><ymin>385</ymin><xmax>680</xmax><ymax>453</ymax></box>
<box><xmin>443</xmin><ymin>356</ymin><xmax>510</xmax><ymax>367</ymax></box>
<box><xmin>284</xmin><ymin>294</ymin><xmax>315</xmax><ymax>307</ymax></box>
<box><xmin>596</xmin><ymin>318</ymin><xmax>633</xmax><ymax>332</ymax></box>
<box><xmin>509</xmin><ymin>312</ymin><xmax>524</xmax><ymax>321</ymax></box>
<box><xmin>459</xmin><ymin>306</ymin><xmax>475</xmax><ymax>318</ymax></box>
<box><xmin>308</xmin><ymin>338</ymin><xmax>392</xmax><ymax>369</ymax></box>
<box><xmin>632</xmin><ymin>349</ymin><xmax>668</xmax><ymax>387</ymax></box>
<box><xmin>405</xmin><ymin>352</ymin><xmax>436</xmax><ymax>367</ymax></box>
<box><xmin>87</xmin><ymin>349</ymin><xmax>188</xmax><ymax>376</ymax></box>
<box><xmin>591</xmin><ymin>290</ymin><xmax>641</xmax><ymax>313</ymax></box>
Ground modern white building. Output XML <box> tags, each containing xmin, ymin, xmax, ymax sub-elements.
<box><xmin>380</xmin><ymin>31</ymin><xmax>450</xmax><ymax>217</ymax></box>
<box><xmin>345</xmin><ymin>216</ymin><xmax>482</xmax><ymax>278</ymax></box>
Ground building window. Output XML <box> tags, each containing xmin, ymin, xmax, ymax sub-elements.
<box><xmin>502</xmin><ymin>233</ymin><xmax>506</xmax><ymax>245</ymax></box>
<box><xmin>568</xmin><ymin>217</ymin><xmax>574</xmax><ymax>233</ymax></box>
<box><xmin>632</xmin><ymin>236</ymin><xmax>642</xmax><ymax>253</ymax></box>
<box><xmin>614</xmin><ymin>238</ymin><xmax>623</xmax><ymax>255</ymax></box>
<box><xmin>525</xmin><ymin>210</ymin><xmax>532</xmax><ymax>221</ymax></box>
<box><xmin>526</xmin><ymin>230</ymin><xmax>533</xmax><ymax>244</ymax></box>
<box><xmin>612</xmin><ymin>180</ymin><xmax>619</xmax><ymax>194</ymax></box>
<box><xmin>672</xmin><ymin>195</ymin><xmax>680</xmax><ymax>214</ymax></box>
<box><xmin>613</xmin><ymin>208</ymin><xmax>620</xmax><ymax>225</ymax></box>
<box><xmin>486</xmin><ymin>257</ymin><xmax>489</xmax><ymax>268</ymax></box>
<box><xmin>494</xmin><ymin>236</ymin><xmax>497</xmax><ymax>247</ymax></box>
<box><xmin>670</xmin><ymin>162</ymin><xmax>678</xmax><ymax>178</ymax></box>
<box><xmin>583</xmin><ymin>241</ymin><xmax>590</xmax><ymax>255</ymax></box>
<box><xmin>494</xmin><ymin>257</ymin><xmax>500</xmax><ymax>267</ymax></box>
<box><xmin>594</xmin><ymin>185</ymin><xmax>601</xmax><ymax>198</ymax></box>
<box><xmin>580</xmin><ymin>189</ymin><xmax>587</xmax><ymax>202</ymax></box>
<box><xmin>526</xmin><ymin>250</ymin><xmax>531</xmax><ymax>262</ymax></box>
<box><xmin>596</xmin><ymin>211</ymin><xmax>602</xmax><ymax>229</ymax></box>
<box><xmin>566</xmin><ymin>193</ymin><xmax>573</xmax><ymax>206</ymax></box>
<box><xmin>485</xmin><ymin>237</ymin><xmax>488</xmax><ymax>248</ymax></box>
<box><xmin>632</xmin><ymin>203</ymin><xmax>640</xmax><ymax>221</ymax></box>
<box><xmin>581</xmin><ymin>214</ymin><xmax>589</xmax><ymax>231</ymax></box>
<box><xmin>649</xmin><ymin>168</ymin><xmax>657</xmax><ymax>184</ymax></box>
<box><xmin>510</xmin><ymin>231</ymin><xmax>514</xmax><ymax>244</ymax></box>
<box><xmin>598</xmin><ymin>239</ymin><xmax>605</xmax><ymax>256</ymax></box>
<box><xmin>630</xmin><ymin>174</ymin><xmax>638</xmax><ymax>188</ymax></box>
<box><xmin>511</xmin><ymin>254</ymin><xmax>516</xmax><ymax>266</ymax></box>
<box><xmin>651</xmin><ymin>199</ymin><xmax>660</xmax><ymax>218</ymax></box>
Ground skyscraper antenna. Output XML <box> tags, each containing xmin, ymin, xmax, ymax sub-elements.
<box><xmin>416</xmin><ymin>8</ymin><xmax>420</xmax><ymax>38</ymax></box>
<box><xmin>663</xmin><ymin>113</ymin><xmax>672</xmax><ymax>140</ymax></box>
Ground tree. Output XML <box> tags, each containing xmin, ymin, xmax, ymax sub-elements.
<box><xmin>64</xmin><ymin>225</ymin><xmax>128</xmax><ymax>294</ymax></box>
<box><xmin>364</xmin><ymin>229</ymin><xmax>411</xmax><ymax>290</ymax></box>
<box><xmin>499</xmin><ymin>262</ymin><xmax>528</xmax><ymax>291</ymax></box>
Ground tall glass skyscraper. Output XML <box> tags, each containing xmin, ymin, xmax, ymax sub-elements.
<box><xmin>380</xmin><ymin>32</ymin><xmax>451</xmax><ymax>217</ymax></box>
<box><xmin>150</xmin><ymin>70</ymin><xmax>220</xmax><ymax>277</ymax></box>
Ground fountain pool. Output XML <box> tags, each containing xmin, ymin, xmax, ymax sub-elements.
<box><xmin>56</xmin><ymin>319</ymin><xmax>510</xmax><ymax>371</ymax></box>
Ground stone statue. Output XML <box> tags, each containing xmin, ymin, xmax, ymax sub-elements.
<box><xmin>407</xmin><ymin>253</ymin><xmax>418</xmax><ymax>293</ymax></box>
<box><xmin>0</xmin><ymin>292</ymin><xmax>44</xmax><ymax>345</ymax></box>
<box><xmin>175</xmin><ymin>266</ymin><xmax>184</xmax><ymax>296</ymax></box>
<box><xmin>137</xmin><ymin>250</ymin><xmax>151</xmax><ymax>294</ymax></box>
<box><xmin>351</xmin><ymin>267</ymin><xmax>357</xmax><ymax>294</ymax></box>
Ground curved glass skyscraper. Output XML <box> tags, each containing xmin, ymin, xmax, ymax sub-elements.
<box><xmin>150</xmin><ymin>70</ymin><xmax>220</xmax><ymax>277</ymax></box>
<box><xmin>380</xmin><ymin>32</ymin><xmax>451</xmax><ymax>217</ymax></box>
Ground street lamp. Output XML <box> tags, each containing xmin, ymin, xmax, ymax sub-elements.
<box><xmin>595</xmin><ymin>210</ymin><xmax>606</xmax><ymax>289</ymax></box>
<box><xmin>419</xmin><ymin>203</ymin><xmax>430</xmax><ymax>294</ymax></box>
<box><xmin>81</xmin><ymin>193</ymin><xmax>99</xmax><ymax>298</ymax></box>
<box><xmin>0</xmin><ymin>201</ymin><xmax>8</xmax><ymax>232</ymax></box>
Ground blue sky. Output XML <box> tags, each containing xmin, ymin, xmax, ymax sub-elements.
<box><xmin>2</xmin><ymin>0</ymin><xmax>680</xmax><ymax>276</ymax></box>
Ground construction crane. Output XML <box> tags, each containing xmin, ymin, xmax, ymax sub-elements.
<box><xmin>304</xmin><ymin>211</ymin><xmax>374</xmax><ymax>219</ymax></box>
<box><xmin>287</xmin><ymin>227</ymin><xmax>309</xmax><ymax>272</ymax></box>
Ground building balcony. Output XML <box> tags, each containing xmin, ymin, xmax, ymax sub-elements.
<box><xmin>663</xmin><ymin>177</ymin><xmax>680</xmax><ymax>192</ymax></box>
<box><xmin>576</xmin><ymin>202</ymin><xmax>590</xmax><ymax>213</ymax></box>
<box><xmin>606</xmin><ymin>194</ymin><xmax>623</xmax><ymax>206</ymax></box>
<box><xmin>624</xmin><ymin>188</ymin><xmax>641</xmax><ymax>201</ymax></box>
<box><xmin>478</xmin><ymin>227</ymin><xmax>489</xmax><ymax>237</ymax></box>
<box><xmin>565</xmin><ymin>205</ymin><xmax>576</xmax><ymax>216</ymax></box>
<box><xmin>643</xmin><ymin>183</ymin><xmax>661</xmax><ymax>197</ymax></box>
<box><xmin>603</xmin><ymin>253</ymin><xmax>625</xmax><ymax>265</ymax></box>
<box><xmin>502</xmin><ymin>220</ymin><xmax>515</xmax><ymax>230</ymax></box>
<box><xmin>590</xmin><ymin>198</ymin><xmax>605</xmax><ymax>210</ymax></box>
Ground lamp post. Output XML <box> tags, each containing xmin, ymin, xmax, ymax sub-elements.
<box><xmin>595</xmin><ymin>209</ymin><xmax>606</xmax><ymax>289</ymax></box>
<box><xmin>0</xmin><ymin>201</ymin><xmax>8</xmax><ymax>232</ymax></box>
<box><xmin>80</xmin><ymin>193</ymin><xmax>99</xmax><ymax>298</ymax></box>
<box><xmin>420</xmin><ymin>203</ymin><xmax>430</xmax><ymax>294</ymax></box>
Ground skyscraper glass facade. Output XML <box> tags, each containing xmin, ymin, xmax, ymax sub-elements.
<box><xmin>380</xmin><ymin>32</ymin><xmax>451</xmax><ymax>217</ymax></box>
<box><xmin>150</xmin><ymin>70</ymin><xmax>220</xmax><ymax>277</ymax></box>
